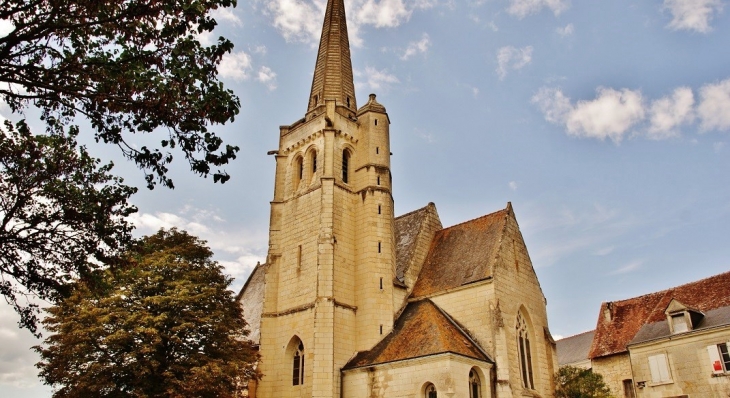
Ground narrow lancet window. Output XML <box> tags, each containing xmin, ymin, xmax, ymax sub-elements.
<box><xmin>516</xmin><ymin>312</ymin><xmax>534</xmax><ymax>389</ymax></box>
<box><xmin>342</xmin><ymin>150</ymin><xmax>350</xmax><ymax>183</ymax></box>
<box><xmin>293</xmin><ymin>342</ymin><xmax>305</xmax><ymax>385</ymax></box>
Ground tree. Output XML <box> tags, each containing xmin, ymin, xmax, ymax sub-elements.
<box><xmin>0</xmin><ymin>120</ymin><xmax>137</xmax><ymax>335</ymax></box>
<box><xmin>1</xmin><ymin>0</ymin><xmax>240</xmax><ymax>189</ymax></box>
<box><xmin>34</xmin><ymin>229</ymin><xmax>259</xmax><ymax>397</ymax></box>
<box><xmin>555</xmin><ymin>366</ymin><xmax>613</xmax><ymax>398</ymax></box>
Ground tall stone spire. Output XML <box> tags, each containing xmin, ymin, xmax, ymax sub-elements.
<box><xmin>307</xmin><ymin>0</ymin><xmax>356</xmax><ymax>114</ymax></box>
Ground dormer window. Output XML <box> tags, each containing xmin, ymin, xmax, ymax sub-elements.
<box><xmin>671</xmin><ymin>313</ymin><xmax>688</xmax><ymax>334</ymax></box>
<box><xmin>664</xmin><ymin>299</ymin><xmax>704</xmax><ymax>335</ymax></box>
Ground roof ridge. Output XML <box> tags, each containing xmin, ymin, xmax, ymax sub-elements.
<box><xmin>558</xmin><ymin>329</ymin><xmax>595</xmax><ymax>341</ymax></box>
<box><xmin>395</xmin><ymin>202</ymin><xmax>435</xmax><ymax>221</ymax></box>
<box><xmin>439</xmin><ymin>204</ymin><xmax>510</xmax><ymax>231</ymax></box>
<box><xmin>609</xmin><ymin>270</ymin><xmax>730</xmax><ymax>305</ymax></box>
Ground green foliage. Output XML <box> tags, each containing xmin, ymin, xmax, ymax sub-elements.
<box><xmin>35</xmin><ymin>229</ymin><xmax>259</xmax><ymax>397</ymax></box>
<box><xmin>0</xmin><ymin>120</ymin><xmax>137</xmax><ymax>335</ymax></box>
<box><xmin>555</xmin><ymin>365</ymin><xmax>613</xmax><ymax>398</ymax></box>
<box><xmin>0</xmin><ymin>0</ymin><xmax>240</xmax><ymax>188</ymax></box>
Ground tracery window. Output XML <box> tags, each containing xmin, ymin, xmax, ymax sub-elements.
<box><xmin>292</xmin><ymin>341</ymin><xmax>304</xmax><ymax>385</ymax></box>
<box><xmin>469</xmin><ymin>369</ymin><xmax>480</xmax><ymax>398</ymax></box>
<box><xmin>425</xmin><ymin>383</ymin><xmax>437</xmax><ymax>398</ymax></box>
<box><xmin>516</xmin><ymin>312</ymin><xmax>534</xmax><ymax>389</ymax></box>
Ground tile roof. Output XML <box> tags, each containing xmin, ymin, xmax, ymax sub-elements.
<box><xmin>410</xmin><ymin>206</ymin><xmax>510</xmax><ymax>298</ymax></box>
<box><xmin>556</xmin><ymin>330</ymin><xmax>595</xmax><ymax>366</ymax></box>
<box><xmin>589</xmin><ymin>271</ymin><xmax>730</xmax><ymax>359</ymax></box>
<box><xmin>344</xmin><ymin>299</ymin><xmax>490</xmax><ymax>369</ymax></box>
<box><xmin>394</xmin><ymin>202</ymin><xmax>439</xmax><ymax>283</ymax></box>
<box><xmin>630</xmin><ymin>305</ymin><xmax>730</xmax><ymax>346</ymax></box>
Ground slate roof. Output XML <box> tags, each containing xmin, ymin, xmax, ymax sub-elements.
<box><xmin>344</xmin><ymin>299</ymin><xmax>490</xmax><ymax>369</ymax></box>
<box><xmin>556</xmin><ymin>330</ymin><xmax>595</xmax><ymax>366</ymax></box>
<box><xmin>630</xmin><ymin>305</ymin><xmax>730</xmax><ymax>346</ymax></box>
<box><xmin>589</xmin><ymin>271</ymin><xmax>730</xmax><ymax>359</ymax></box>
<box><xmin>394</xmin><ymin>203</ymin><xmax>436</xmax><ymax>283</ymax></box>
<box><xmin>410</xmin><ymin>206</ymin><xmax>510</xmax><ymax>298</ymax></box>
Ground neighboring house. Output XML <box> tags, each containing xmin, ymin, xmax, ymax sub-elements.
<box><xmin>561</xmin><ymin>271</ymin><xmax>730</xmax><ymax>398</ymax></box>
<box><xmin>236</xmin><ymin>0</ymin><xmax>558</xmax><ymax>396</ymax></box>
<box><xmin>556</xmin><ymin>330</ymin><xmax>595</xmax><ymax>369</ymax></box>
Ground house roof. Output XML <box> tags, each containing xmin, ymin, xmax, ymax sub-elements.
<box><xmin>589</xmin><ymin>271</ymin><xmax>730</xmax><ymax>359</ymax></box>
<box><xmin>556</xmin><ymin>330</ymin><xmax>596</xmax><ymax>366</ymax></box>
<box><xmin>344</xmin><ymin>299</ymin><xmax>490</xmax><ymax>369</ymax></box>
<box><xmin>394</xmin><ymin>202</ymin><xmax>437</xmax><ymax>283</ymax></box>
<box><xmin>630</xmin><ymin>305</ymin><xmax>730</xmax><ymax>346</ymax></box>
<box><xmin>410</xmin><ymin>205</ymin><xmax>510</xmax><ymax>298</ymax></box>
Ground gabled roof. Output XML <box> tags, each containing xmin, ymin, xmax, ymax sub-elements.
<box><xmin>344</xmin><ymin>299</ymin><xmax>491</xmax><ymax>369</ymax></box>
<box><xmin>589</xmin><ymin>271</ymin><xmax>730</xmax><ymax>359</ymax></box>
<box><xmin>630</xmin><ymin>305</ymin><xmax>730</xmax><ymax>346</ymax></box>
<box><xmin>236</xmin><ymin>263</ymin><xmax>266</xmax><ymax>345</ymax></box>
<box><xmin>410</xmin><ymin>205</ymin><xmax>511</xmax><ymax>298</ymax></box>
<box><xmin>556</xmin><ymin>330</ymin><xmax>595</xmax><ymax>366</ymax></box>
<box><xmin>394</xmin><ymin>202</ymin><xmax>440</xmax><ymax>284</ymax></box>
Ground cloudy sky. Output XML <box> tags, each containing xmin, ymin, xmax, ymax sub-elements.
<box><xmin>2</xmin><ymin>0</ymin><xmax>730</xmax><ymax>395</ymax></box>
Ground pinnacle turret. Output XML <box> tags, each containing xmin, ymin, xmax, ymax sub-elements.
<box><xmin>307</xmin><ymin>0</ymin><xmax>356</xmax><ymax>114</ymax></box>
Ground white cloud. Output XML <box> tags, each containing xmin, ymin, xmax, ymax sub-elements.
<box><xmin>254</xmin><ymin>45</ymin><xmax>268</xmax><ymax>54</ymax></box>
<box><xmin>496</xmin><ymin>45</ymin><xmax>533</xmax><ymax>80</ymax></box>
<box><xmin>257</xmin><ymin>66</ymin><xmax>278</xmax><ymax>90</ymax></box>
<box><xmin>533</xmin><ymin>87</ymin><xmax>645</xmax><ymax>143</ymax></box>
<box><xmin>531</xmin><ymin>87</ymin><xmax>573</xmax><ymax>124</ymax></box>
<box><xmin>610</xmin><ymin>260</ymin><xmax>643</xmax><ymax>275</ymax></box>
<box><xmin>264</xmin><ymin>0</ymin><xmax>323</xmax><ymax>44</ymax></box>
<box><xmin>507</xmin><ymin>0</ymin><xmax>570</xmax><ymax>19</ymax></box>
<box><xmin>664</xmin><ymin>0</ymin><xmax>723</xmax><ymax>33</ymax></box>
<box><xmin>714</xmin><ymin>142</ymin><xmax>726</xmax><ymax>152</ymax></box>
<box><xmin>698</xmin><ymin>78</ymin><xmax>730</xmax><ymax>132</ymax></box>
<box><xmin>211</xmin><ymin>7</ymin><xmax>243</xmax><ymax>25</ymax></box>
<box><xmin>0</xmin><ymin>303</ymin><xmax>46</xmax><ymax>389</ymax></box>
<box><xmin>261</xmin><ymin>0</ymin><xmax>436</xmax><ymax>47</ymax></box>
<box><xmin>509</xmin><ymin>181</ymin><xmax>518</xmax><ymax>191</ymax></box>
<box><xmin>647</xmin><ymin>87</ymin><xmax>695</xmax><ymax>139</ymax></box>
<box><xmin>0</xmin><ymin>19</ymin><xmax>13</xmax><ymax>38</ymax></box>
<box><xmin>401</xmin><ymin>33</ymin><xmax>431</xmax><ymax>60</ymax></box>
<box><xmin>129</xmin><ymin>206</ymin><xmax>267</xmax><ymax>286</ymax></box>
<box><xmin>357</xmin><ymin>0</ymin><xmax>411</xmax><ymax>28</ymax></box>
<box><xmin>218</xmin><ymin>51</ymin><xmax>253</xmax><ymax>82</ymax></box>
<box><xmin>356</xmin><ymin>66</ymin><xmax>400</xmax><ymax>91</ymax></box>
<box><xmin>556</xmin><ymin>23</ymin><xmax>574</xmax><ymax>37</ymax></box>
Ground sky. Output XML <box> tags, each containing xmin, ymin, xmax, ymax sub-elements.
<box><xmin>2</xmin><ymin>0</ymin><xmax>730</xmax><ymax>396</ymax></box>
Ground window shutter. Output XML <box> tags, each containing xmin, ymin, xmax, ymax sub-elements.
<box><xmin>658</xmin><ymin>354</ymin><xmax>670</xmax><ymax>381</ymax></box>
<box><xmin>708</xmin><ymin>345</ymin><xmax>724</xmax><ymax>375</ymax></box>
<box><xmin>649</xmin><ymin>355</ymin><xmax>661</xmax><ymax>383</ymax></box>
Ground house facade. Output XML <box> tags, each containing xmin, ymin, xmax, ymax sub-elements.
<box><xmin>556</xmin><ymin>271</ymin><xmax>730</xmax><ymax>398</ymax></box>
<box><xmin>237</xmin><ymin>0</ymin><xmax>557</xmax><ymax>396</ymax></box>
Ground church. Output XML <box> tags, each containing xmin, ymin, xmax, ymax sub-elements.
<box><xmin>237</xmin><ymin>0</ymin><xmax>557</xmax><ymax>396</ymax></box>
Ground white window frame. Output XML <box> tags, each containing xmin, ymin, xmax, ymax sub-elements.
<box><xmin>648</xmin><ymin>353</ymin><xmax>672</xmax><ymax>384</ymax></box>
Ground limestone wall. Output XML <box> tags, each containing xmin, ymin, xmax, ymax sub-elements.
<box><xmin>342</xmin><ymin>354</ymin><xmax>493</xmax><ymax>398</ymax></box>
<box><xmin>629</xmin><ymin>327</ymin><xmax>730</xmax><ymax>398</ymax></box>
<box><xmin>591</xmin><ymin>353</ymin><xmax>632</xmax><ymax>398</ymax></box>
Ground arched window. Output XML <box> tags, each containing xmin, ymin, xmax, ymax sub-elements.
<box><xmin>425</xmin><ymin>383</ymin><xmax>437</xmax><ymax>398</ymax></box>
<box><xmin>311</xmin><ymin>152</ymin><xmax>317</xmax><ymax>174</ymax></box>
<box><xmin>292</xmin><ymin>341</ymin><xmax>304</xmax><ymax>385</ymax></box>
<box><xmin>469</xmin><ymin>369</ymin><xmax>480</xmax><ymax>398</ymax></box>
<box><xmin>342</xmin><ymin>150</ymin><xmax>350</xmax><ymax>184</ymax></box>
<box><xmin>293</xmin><ymin>156</ymin><xmax>303</xmax><ymax>190</ymax></box>
<box><xmin>516</xmin><ymin>312</ymin><xmax>534</xmax><ymax>389</ymax></box>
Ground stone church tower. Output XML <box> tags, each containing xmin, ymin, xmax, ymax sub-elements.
<box><xmin>241</xmin><ymin>0</ymin><xmax>558</xmax><ymax>396</ymax></box>
<box><xmin>257</xmin><ymin>0</ymin><xmax>396</xmax><ymax>395</ymax></box>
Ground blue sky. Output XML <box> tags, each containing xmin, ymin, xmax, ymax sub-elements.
<box><xmin>2</xmin><ymin>0</ymin><xmax>730</xmax><ymax>395</ymax></box>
